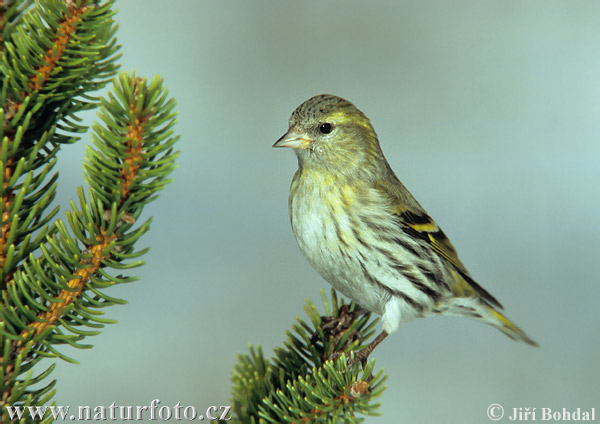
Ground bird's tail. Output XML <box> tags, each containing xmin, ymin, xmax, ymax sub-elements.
<box><xmin>443</xmin><ymin>298</ymin><xmax>538</xmax><ymax>346</ymax></box>
<box><xmin>485</xmin><ymin>306</ymin><xmax>538</xmax><ymax>346</ymax></box>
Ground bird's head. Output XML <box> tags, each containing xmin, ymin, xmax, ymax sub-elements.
<box><xmin>274</xmin><ymin>94</ymin><xmax>384</xmax><ymax>175</ymax></box>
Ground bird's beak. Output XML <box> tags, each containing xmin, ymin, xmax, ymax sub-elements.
<box><xmin>273</xmin><ymin>129</ymin><xmax>312</xmax><ymax>149</ymax></box>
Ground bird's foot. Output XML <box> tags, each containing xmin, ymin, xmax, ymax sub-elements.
<box><xmin>319</xmin><ymin>304</ymin><xmax>368</xmax><ymax>336</ymax></box>
<box><xmin>315</xmin><ymin>304</ymin><xmax>368</xmax><ymax>363</ymax></box>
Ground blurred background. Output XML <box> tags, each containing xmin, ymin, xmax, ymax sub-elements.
<box><xmin>51</xmin><ymin>1</ymin><xmax>599</xmax><ymax>422</ymax></box>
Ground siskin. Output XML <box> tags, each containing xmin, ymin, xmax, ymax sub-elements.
<box><xmin>274</xmin><ymin>94</ymin><xmax>537</xmax><ymax>362</ymax></box>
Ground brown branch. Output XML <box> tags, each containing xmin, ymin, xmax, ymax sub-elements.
<box><xmin>120</xmin><ymin>77</ymin><xmax>145</xmax><ymax>202</ymax></box>
<box><xmin>17</xmin><ymin>230</ymin><xmax>116</xmax><ymax>347</ymax></box>
<box><xmin>28</xmin><ymin>3</ymin><xmax>87</xmax><ymax>92</ymax></box>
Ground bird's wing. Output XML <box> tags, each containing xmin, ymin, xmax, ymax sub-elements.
<box><xmin>375</xmin><ymin>179</ymin><xmax>504</xmax><ymax>309</ymax></box>
<box><xmin>398</xmin><ymin>209</ymin><xmax>504</xmax><ymax>309</ymax></box>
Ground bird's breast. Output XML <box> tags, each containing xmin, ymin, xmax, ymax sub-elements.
<box><xmin>288</xmin><ymin>171</ymin><xmax>391</xmax><ymax>314</ymax></box>
<box><xmin>289</xmin><ymin>173</ymin><xmax>348</xmax><ymax>274</ymax></box>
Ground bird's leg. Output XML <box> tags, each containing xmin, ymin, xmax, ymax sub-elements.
<box><xmin>349</xmin><ymin>330</ymin><xmax>389</xmax><ymax>369</ymax></box>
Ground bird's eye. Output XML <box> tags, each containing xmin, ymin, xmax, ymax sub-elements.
<box><xmin>319</xmin><ymin>123</ymin><xmax>333</xmax><ymax>134</ymax></box>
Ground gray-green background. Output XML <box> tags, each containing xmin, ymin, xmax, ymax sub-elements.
<box><xmin>51</xmin><ymin>1</ymin><xmax>599</xmax><ymax>422</ymax></box>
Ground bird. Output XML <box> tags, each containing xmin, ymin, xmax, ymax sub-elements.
<box><xmin>273</xmin><ymin>94</ymin><xmax>537</xmax><ymax>363</ymax></box>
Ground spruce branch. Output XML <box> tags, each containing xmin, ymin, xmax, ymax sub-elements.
<box><xmin>0</xmin><ymin>1</ymin><xmax>179</xmax><ymax>421</ymax></box>
<box><xmin>231</xmin><ymin>289</ymin><xmax>387</xmax><ymax>423</ymax></box>
<box><xmin>1</xmin><ymin>0</ymin><xmax>119</xmax><ymax>287</ymax></box>
<box><xmin>1</xmin><ymin>70</ymin><xmax>178</xmax><ymax>421</ymax></box>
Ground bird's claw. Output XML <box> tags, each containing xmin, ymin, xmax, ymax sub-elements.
<box><xmin>313</xmin><ymin>304</ymin><xmax>369</xmax><ymax>363</ymax></box>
